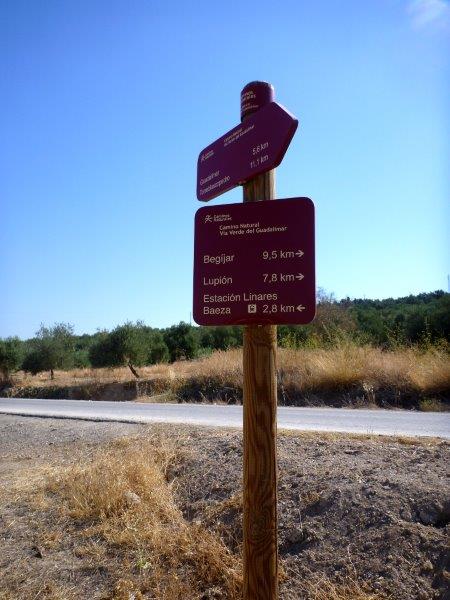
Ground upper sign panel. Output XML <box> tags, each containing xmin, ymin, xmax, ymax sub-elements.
<box><xmin>193</xmin><ymin>198</ymin><xmax>315</xmax><ymax>326</ymax></box>
<box><xmin>197</xmin><ymin>102</ymin><xmax>298</xmax><ymax>202</ymax></box>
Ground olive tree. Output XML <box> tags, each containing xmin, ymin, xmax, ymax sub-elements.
<box><xmin>89</xmin><ymin>321</ymin><xmax>165</xmax><ymax>377</ymax></box>
<box><xmin>0</xmin><ymin>337</ymin><xmax>24</xmax><ymax>381</ymax></box>
<box><xmin>22</xmin><ymin>323</ymin><xmax>75</xmax><ymax>379</ymax></box>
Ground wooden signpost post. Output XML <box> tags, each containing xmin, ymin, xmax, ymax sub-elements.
<box><xmin>242</xmin><ymin>81</ymin><xmax>279</xmax><ymax>600</ymax></box>
<box><xmin>194</xmin><ymin>81</ymin><xmax>315</xmax><ymax>599</ymax></box>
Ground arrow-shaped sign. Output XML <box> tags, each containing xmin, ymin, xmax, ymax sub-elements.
<box><xmin>296</xmin><ymin>305</ymin><xmax>306</xmax><ymax>312</ymax></box>
<box><xmin>296</xmin><ymin>274</ymin><xmax>304</xmax><ymax>281</ymax></box>
<box><xmin>197</xmin><ymin>102</ymin><xmax>298</xmax><ymax>202</ymax></box>
<box><xmin>295</xmin><ymin>250</ymin><xmax>304</xmax><ymax>258</ymax></box>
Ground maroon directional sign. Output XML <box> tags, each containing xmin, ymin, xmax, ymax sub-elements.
<box><xmin>197</xmin><ymin>102</ymin><xmax>298</xmax><ymax>202</ymax></box>
<box><xmin>193</xmin><ymin>198</ymin><xmax>315</xmax><ymax>326</ymax></box>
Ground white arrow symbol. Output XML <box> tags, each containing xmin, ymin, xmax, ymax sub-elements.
<box><xmin>296</xmin><ymin>305</ymin><xmax>306</xmax><ymax>312</ymax></box>
<box><xmin>295</xmin><ymin>273</ymin><xmax>304</xmax><ymax>280</ymax></box>
<box><xmin>295</xmin><ymin>250</ymin><xmax>304</xmax><ymax>257</ymax></box>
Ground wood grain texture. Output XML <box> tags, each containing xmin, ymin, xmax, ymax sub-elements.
<box><xmin>243</xmin><ymin>168</ymin><xmax>278</xmax><ymax>600</ymax></box>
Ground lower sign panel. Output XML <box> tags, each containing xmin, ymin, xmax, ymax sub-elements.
<box><xmin>193</xmin><ymin>198</ymin><xmax>315</xmax><ymax>326</ymax></box>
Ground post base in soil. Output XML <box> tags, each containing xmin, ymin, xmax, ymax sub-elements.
<box><xmin>243</xmin><ymin>324</ymin><xmax>278</xmax><ymax>600</ymax></box>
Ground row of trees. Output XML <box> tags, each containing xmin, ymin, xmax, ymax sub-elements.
<box><xmin>1</xmin><ymin>290</ymin><xmax>448</xmax><ymax>381</ymax></box>
<box><xmin>0</xmin><ymin>321</ymin><xmax>200</xmax><ymax>381</ymax></box>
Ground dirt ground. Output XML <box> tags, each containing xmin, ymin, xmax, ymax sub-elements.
<box><xmin>0</xmin><ymin>415</ymin><xmax>448</xmax><ymax>599</ymax></box>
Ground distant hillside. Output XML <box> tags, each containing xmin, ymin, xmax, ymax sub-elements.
<box><xmin>340</xmin><ymin>290</ymin><xmax>449</xmax><ymax>345</ymax></box>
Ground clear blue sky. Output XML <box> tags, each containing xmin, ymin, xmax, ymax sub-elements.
<box><xmin>1</xmin><ymin>0</ymin><xmax>449</xmax><ymax>339</ymax></box>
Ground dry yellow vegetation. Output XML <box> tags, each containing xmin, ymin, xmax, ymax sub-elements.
<box><xmin>3</xmin><ymin>424</ymin><xmax>432</xmax><ymax>599</ymax></box>
<box><xmin>11</xmin><ymin>344</ymin><xmax>450</xmax><ymax>407</ymax></box>
<box><xmin>46</xmin><ymin>436</ymin><xmax>242</xmax><ymax>600</ymax></box>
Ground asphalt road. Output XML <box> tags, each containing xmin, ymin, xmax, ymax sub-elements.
<box><xmin>0</xmin><ymin>397</ymin><xmax>449</xmax><ymax>438</ymax></box>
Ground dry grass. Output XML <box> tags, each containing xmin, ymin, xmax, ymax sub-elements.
<box><xmin>35</xmin><ymin>434</ymin><xmax>396</xmax><ymax>600</ymax></box>
<box><xmin>0</xmin><ymin>583</ymin><xmax>71</xmax><ymax>600</ymax></box>
<box><xmin>11</xmin><ymin>362</ymin><xmax>184</xmax><ymax>388</ymax></box>
<box><xmin>45</xmin><ymin>436</ymin><xmax>243</xmax><ymax>599</ymax></box>
<box><xmin>277</xmin><ymin>344</ymin><xmax>450</xmax><ymax>395</ymax></box>
<box><xmin>278</xmin><ymin>428</ymin><xmax>447</xmax><ymax>447</ymax></box>
<box><xmin>9</xmin><ymin>343</ymin><xmax>450</xmax><ymax>401</ymax></box>
<box><xmin>0</xmin><ymin>431</ymin><xmax>394</xmax><ymax>600</ymax></box>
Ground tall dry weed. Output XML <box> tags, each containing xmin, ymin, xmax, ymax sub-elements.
<box><xmin>277</xmin><ymin>343</ymin><xmax>449</xmax><ymax>394</ymax></box>
<box><xmin>47</xmin><ymin>437</ymin><xmax>242</xmax><ymax>599</ymax></box>
<box><xmin>11</xmin><ymin>344</ymin><xmax>449</xmax><ymax>404</ymax></box>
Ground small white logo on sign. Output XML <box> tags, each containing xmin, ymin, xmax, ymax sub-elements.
<box><xmin>204</xmin><ymin>215</ymin><xmax>213</xmax><ymax>223</ymax></box>
<box><xmin>247</xmin><ymin>304</ymin><xmax>257</xmax><ymax>314</ymax></box>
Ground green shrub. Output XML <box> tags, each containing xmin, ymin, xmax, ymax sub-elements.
<box><xmin>0</xmin><ymin>337</ymin><xmax>24</xmax><ymax>380</ymax></box>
